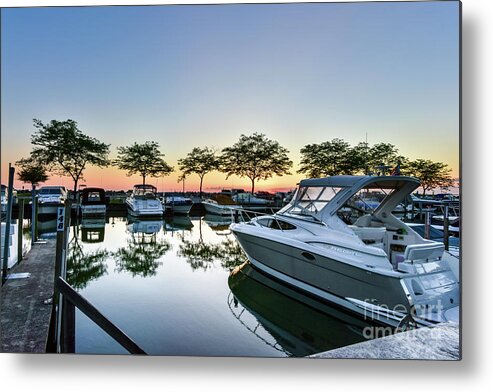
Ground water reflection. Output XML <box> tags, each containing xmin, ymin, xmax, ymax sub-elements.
<box><xmin>81</xmin><ymin>217</ymin><xmax>106</xmax><ymax>243</ymax></box>
<box><xmin>67</xmin><ymin>226</ymin><xmax>109</xmax><ymax>290</ymax></box>
<box><xmin>113</xmin><ymin>218</ymin><xmax>171</xmax><ymax>278</ymax></box>
<box><xmin>177</xmin><ymin>217</ymin><xmax>246</xmax><ymax>271</ymax></box>
<box><xmin>228</xmin><ymin>263</ymin><xmax>369</xmax><ymax>356</ymax></box>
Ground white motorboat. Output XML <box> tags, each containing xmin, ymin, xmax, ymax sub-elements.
<box><xmin>231</xmin><ymin>175</ymin><xmax>460</xmax><ymax>328</ymax></box>
<box><xmin>163</xmin><ymin>196</ymin><xmax>193</xmax><ymax>215</ymax></box>
<box><xmin>38</xmin><ymin>186</ymin><xmax>67</xmax><ymax>216</ymax></box>
<box><xmin>126</xmin><ymin>184</ymin><xmax>164</xmax><ymax>218</ymax></box>
<box><xmin>80</xmin><ymin>187</ymin><xmax>107</xmax><ymax>217</ymax></box>
<box><xmin>202</xmin><ymin>193</ymin><xmax>242</xmax><ymax>216</ymax></box>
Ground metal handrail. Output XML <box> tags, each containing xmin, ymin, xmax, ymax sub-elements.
<box><xmin>56</xmin><ymin>277</ymin><xmax>147</xmax><ymax>355</ymax></box>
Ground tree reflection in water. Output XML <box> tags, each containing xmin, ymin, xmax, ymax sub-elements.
<box><xmin>66</xmin><ymin>226</ymin><xmax>109</xmax><ymax>290</ymax></box>
<box><xmin>113</xmin><ymin>231</ymin><xmax>171</xmax><ymax>278</ymax></box>
<box><xmin>178</xmin><ymin>218</ymin><xmax>247</xmax><ymax>271</ymax></box>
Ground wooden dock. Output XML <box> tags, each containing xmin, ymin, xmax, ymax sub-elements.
<box><xmin>0</xmin><ymin>239</ymin><xmax>56</xmax><ymax>353</ymax></box>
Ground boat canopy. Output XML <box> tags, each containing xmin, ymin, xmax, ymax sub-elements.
<box><xmin>81</xmin><ymin>187</ymin><xmax>106</xmax><ymax>205</ymax></box>
<box><xmin>132</xmin><ymin>184</ymin><xmax>158</xmax><ymax>197</ymax></box>
<box><xmin>280</xmin><ymin>175</ymin><xmax>420</xmax><ymax>222</ymax></box>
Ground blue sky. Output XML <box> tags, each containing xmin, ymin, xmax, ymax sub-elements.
<box><xmin>1</xmin><ymin>1</ymin><xmax>460</xmax><ymax>191</ymax></box>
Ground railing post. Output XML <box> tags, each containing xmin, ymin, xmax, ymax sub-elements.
<box><xmin>424</xmin><ymin>211</ymin><xmax>431</xmax><ymax>240</ymax></box>
<box><xmin>61</xmin><ymin>294</ymin><xmax>76</xmax><ymax>353</ymax></box>
<box><xmin>2</xmin><ymin>164</ymin><xmax>15</xmax><ymax>285</ymax></box>
<box><xmin>443</xmin><ymin>204</ymin><xmax>449</xmax><ymax>251</ymax></box>
<box><xmin>17</xmin><ymin>198</ymin><xmax>25</xmax><ymax>263</ymax></box>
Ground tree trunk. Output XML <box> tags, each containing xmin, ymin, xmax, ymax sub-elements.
<box><xmin>199</xmin><ymin>176</ymin><xmax>204</xmax><ymax>199</ymax></box>
<box><xmin>142</xmin><ymin>174</ymin><xmax>146</xmax><ymax>185</ymax></box>
<box><xmin>73</xmin><ymin>179</ymin><xmax>78</xmax><ymax>201</ymax></box>
<box><xmin>250</xmin><ymin>178</ymin><xmax>255</xmax><ymax>194</ymax></box>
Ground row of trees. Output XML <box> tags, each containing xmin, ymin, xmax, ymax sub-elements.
<box><xmin>16</xmin><ymin>118</ymin><xmax>455</xmax><ymax>196</ymax></box>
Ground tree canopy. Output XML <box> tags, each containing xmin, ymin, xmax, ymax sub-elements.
<box><xmin>29</xmin><ymin>119</ymin><xmax>110</xmax><ymax>196</ymax></box>
<box><xmin>16</xmin><ymin>157</ymin><xmax>49</xmax><ymax>189</ymax></box>
<box><xmin>219</xmin><ymin>133</ymin><xmax>292</xmax><ymax>194</ymax></box>
<box><xmin>113</xmin><ymin>141</ymin><xmax>173</xmax><ymax>185</ymax></box>
<box><xmin>405</xmin><ymin>159</ymin><xmax>454</xmax><ymax>195</ymax></box>
<box><xmin>298</xmin><ymin>139</ymin><xmax>407</xmax><ymax>177</ymax></box>
<box><xmin>178</xmin><ymin>147</ymin><xmax>219</xmax><ymax>195</ymax></box>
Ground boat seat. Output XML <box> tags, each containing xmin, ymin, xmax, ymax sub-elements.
<box><xmin>349</xmin><ymin>225</ymin><xmax>386</xmax><ymax>243</ymax></box>
<box><xmin>404</xmin><ymin>242</ymin><xmax>444</xmax><ymax>262</ymax></box>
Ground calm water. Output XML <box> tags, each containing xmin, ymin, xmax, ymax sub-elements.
<box><xmin>58</xmin><ymin>213</ymin><xmax>372</xmax><ymax>357</ymax></box>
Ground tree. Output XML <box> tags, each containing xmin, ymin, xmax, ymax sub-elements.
<box><xmin>366</xmin><ymin>143</ymin><xmax>400</xmax><ymax>174</ymax></box>
<box><xmin>16</xmin><ymin>157</ymin><xmax>49</xmax><ymax>189</ymax></box>
<box><xmin>178</xmin><ymin>147</ymin><xmax>219</xmax><ymax>196</ymax></box>
<box><xmin>298</xmin><ymin>138</ymin><xmax>357</xmax><ymax>177</ymax></box>
<box><xmin>113</xmin><ymin>141</ymin><xmax>173</xmax><ymax>185</ymax></box>
<box><xmin>219</xmin><ymin>133</ymin><xmax>292</xmax><ymax>194</ymax></box>
<box><xmin>29</xmin><ymin>119</ymin><xmax>110</xmax><ymax>197</ymax></box>
<box><xmin>405</xmin><ymin>159</ymin><xmax>454</xmax><ymax>195</ymax></box>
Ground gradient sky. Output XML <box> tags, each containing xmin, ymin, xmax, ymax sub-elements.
<box><xmin>1</xmin><ymin>1</ymin><xmax>460</xmax><ymax>192</ymax></box>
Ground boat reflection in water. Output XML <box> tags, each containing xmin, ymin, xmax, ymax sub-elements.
<box><xmin>80</xmin><ymin>217</ymin><xmax>106</xmax><ymax>243</ymax></box>
<box><xmin>228</xmin><ymin>262</ymin><xmax>372</xmax><ymax>357</ymax></box>
<box><xmin>164</xmin><ymin>215</ymin><xmax>193</xmax><ymax>233</ymax></box>
<box><xmin>67</xmin><ymin>224</ymin><xmax>109</xmax><ymax>290</ymax></box>
<box><xmin>203</xmin><ymin>213</ymin><xmax>233</xmax><ymax>233</ymax></box>
<box><xmin>112</xmin><ymin>217</ymin><xmax>170</xmax><ymax>278</ymax></box>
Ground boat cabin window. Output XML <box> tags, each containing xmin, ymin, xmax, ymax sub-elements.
<box><xmin>87</xmin><ymin>192</ymin><xmax>103</xmax><ymax>202</ymax></box>
<box><xmin>280</xmin><ymin>186</ymin><xmax>343</xmax><ymax>218</ymax></box>
<box><xmin>39</xmin><ymin>188</ymin><xmax>64</xmax><ymax>195</ymax></box>
<box><xmin>257</xmin><ymin>218</ymin><xmax>296</xmax><ymax>230</ymax></box>
<box><xmin>133</xmin><ymin>186</ymin><xmax>157</xmax><ymax>198</ymax></box>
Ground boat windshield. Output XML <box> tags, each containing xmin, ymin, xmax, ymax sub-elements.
<box><xmin>39</xmin><ymin>188</ymin><xmax>64</xmax><ymax>195</ymax></box>
<box><xmin>133</xmin><ymin>186</ymin><xmax>157</xmax><ymax>198</ymax></box>
<box><xmin>279</xmin><ymin>186</ymin><xmax>344</xmax><ymax>219</ymax></box>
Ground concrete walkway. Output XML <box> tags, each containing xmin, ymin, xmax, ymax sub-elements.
<box><xmin>309</xmin><ymin>322</ymin><xmax>460</xmax><ymax>360</ymax></box>
<box><xmin>0</xmin><ymin>239</ymin><xmax>56</xmax><ymax>353</ymax></box>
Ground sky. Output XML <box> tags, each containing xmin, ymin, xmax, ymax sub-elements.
<box><xmin>1</xmin><ymin>1</ymin><xmax>460</xmax><ymax>193</ymax></box>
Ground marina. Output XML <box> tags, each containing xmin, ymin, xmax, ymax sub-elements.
<box><xmin>1</xmin><ymin>180</ymin><xmax>460</xmax><ymax>357</ymax></box>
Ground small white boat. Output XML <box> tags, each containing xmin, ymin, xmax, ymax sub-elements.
<box><xmin>202</xmin><ymin>199</ymin><xmax>242</xmax><ymax>216</ymax></box>
<box><xmin>80</xmin><ymin>187</ymin><xmax>107</xmax><ymax>217</ymax></box>
<box><xmin>38</xmin><ymin>186</ymin><xmax>67</xmax><ymax>216</ymax></box>
<box><xmin>126</xmin><ymin>184</ymin><xmax>164</xmax><ymax>218</ymax></box>
<box><xmin>163</xmin><ymin>196</ymin><xmax>193</xmax><ymax>215</ymax></box>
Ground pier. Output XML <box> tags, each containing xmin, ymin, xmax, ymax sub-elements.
<box><xmin>0</xmin><ymin>239</ymin><xmax>56</xmax><ymax>353</ymax></box>
<box><xmin>309</xmin><ymin>322</ymin><xmax>460</xmax><ymax>360</ymax></box>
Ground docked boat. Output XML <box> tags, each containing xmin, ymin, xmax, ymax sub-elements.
<box><xmin>163</xmin><ymin>196</ymin><xmax>193</xmax><ymax>215</ymax></box>
<box><xmin>125</xmin><ymin>184</ymin><xmax>164</xmax><ymax>218</ymax></box>
<box><xmin>230</xmin><ymin>175</ymin><xmax>460</xmax><ymax>328</ymax></box>
<box><xmin>232</xmin><ymin>192</ymin><xmax>270</xmax><ymax>206</ymax></box>
<box><xmin>80</xmin><ymin>187</ymin><xmax>107</xmax><ymax>217</ymax></box>
<box><xmin>37</xmin><ymin>186</ymin><xmax>67</xmax><ymax>216</ymax></box>
<box><xmin>202</xmin><ymin>193</ymin><xmax>242</xmax><ymax>216</ymax></box>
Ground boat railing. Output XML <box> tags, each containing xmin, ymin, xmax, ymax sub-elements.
<box><xmin>231</xmin><ymin>207</ymin><xmax>287</xmax><ymax>232</ymax></box>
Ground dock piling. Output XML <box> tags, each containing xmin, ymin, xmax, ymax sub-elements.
<box><xmin>2</xmin><ymin>164</ymin><xmax>15</xmax><ymax>285</ymax></box>
<box><xmin>17</xmin><ymin>198</ymin><xmax>25</xmax><ymax>263</ymax></box>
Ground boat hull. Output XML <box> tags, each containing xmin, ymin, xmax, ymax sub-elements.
<box><xmin>164</xmin><ymin>203</ymin><xmax>193</xmax><ymax>215</ymax></box>
<box><xmin>126</xmin><ymin>199</ymin><xmax>163</xmax><ymax>218</ymax></box>
<box><xmin>80</xmin><ymin>204</ymin><xmax>107</xmax><ymax>217</ymax></box>
<box><xmin>232</xmin><ymin>229</ymin><xmax>410</xmax><ymax>312</ymax></box>
<box><xmin>202</xmin><ymin>201</ymin><xmax>241</xmax><ymax>216</ymax></box>
<box><xmin>38</xmin><ymin>203</ymin><xmax>62</xmax><ymax>216</ymax></box>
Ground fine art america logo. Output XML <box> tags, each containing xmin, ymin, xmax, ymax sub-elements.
<box><xmin>361</xmin><ymin>299</ymin><xmax>445</xmax><ymax>339</ymax></box>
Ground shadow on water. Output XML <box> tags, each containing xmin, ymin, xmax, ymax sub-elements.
<box><xmin>228</xmin><ymin>262</ymin><xmax>372</xmax><ymax>357</ymax></box>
